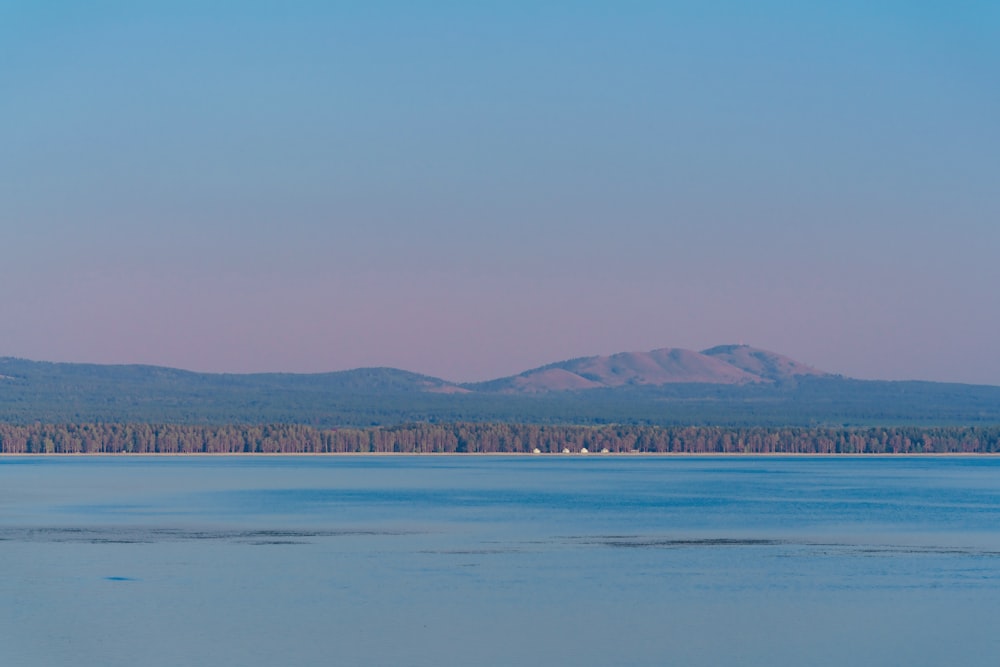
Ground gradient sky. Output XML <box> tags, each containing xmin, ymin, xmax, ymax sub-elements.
<box><xmin>2</xmin><ymin>1</ymin><xmax>999</xmax><ymax>384</ymax></box>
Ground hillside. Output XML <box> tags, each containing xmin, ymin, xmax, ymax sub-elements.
<box><xmin>467</xmin><ymin>345</ymin><xmax>830</xmax><ymax>392</ymax></box>
<box><xmin>700</xmin><ymin>345</ymin><xmax>828</xmax><ymax>382</ymax></box>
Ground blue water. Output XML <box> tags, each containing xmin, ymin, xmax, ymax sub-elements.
<box><xmin>2</xmin><ymin>455</ymin><xmax>999</xmax><ymax>666</ymax></box>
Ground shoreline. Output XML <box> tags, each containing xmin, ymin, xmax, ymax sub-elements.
<box><xmin>2</xmin><ymin>451</ymin><xmax>999</xmax><ymax>458</ymax></box>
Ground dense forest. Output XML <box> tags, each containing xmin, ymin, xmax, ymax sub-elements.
<box><xmin>2</xmin><ymin>422</ymin><xmax>999</xmax><ymax>454</ymax></box>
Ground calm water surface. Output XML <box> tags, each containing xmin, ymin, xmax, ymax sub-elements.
<box><xmin>2</xmin><ymin>455</ymin><xmax>999</xmax><ymax>666</ymax></box>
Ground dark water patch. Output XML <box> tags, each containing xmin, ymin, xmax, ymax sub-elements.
<box><xmin>566</xmin><ymin>535</ymin><xmax>1000</xmax><ymax>558</ymax></box>
<box><xmin>104</xmin><ymin>576</ymin><xmax>137</xmax><ymax>581</ymax></box>
<box><xmin>588</xmin><ymin>536</ymin><xmax>786</xmax><ymax>548</ymax></box>
<box><xmin>0</xmin><ymin>526</ymin><xmax>418</xmax><ymax>544</ymax></box>
<box><xmin>845</xmin><ymin>544</ymin><xmax>1000</xmax><ymax>557</ymax></box>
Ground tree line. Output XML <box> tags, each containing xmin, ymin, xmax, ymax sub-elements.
<box><xmin>1</xmin><ymin>422</ymin><xmax>999</xmax><ymax>454</ymax></box>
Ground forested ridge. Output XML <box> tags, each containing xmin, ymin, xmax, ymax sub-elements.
<box><xmin>2</xmin><ymin>422</ymin><xmax>999</xmax><ymax>454</ymax></box>
<box><xmin>4</xmin><ymin>357</ymin><xmax>1000</xmax><ymax>428</ymax></box>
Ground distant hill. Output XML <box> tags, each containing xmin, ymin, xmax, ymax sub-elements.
<box><xmin>466</xmin><ymin>345</ymin><xmax>830</xmax><ymax>393</ymax></box>
<box><xmin>0</xmin><ymin>358</ymin><xmax>464</xmax><ymax>394</ymax></box>
<box><xmin>1</xmin><ymin>348</ymin><xmax>999</xmax><ymax>428</ymax></box>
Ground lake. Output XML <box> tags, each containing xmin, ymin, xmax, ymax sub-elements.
<box><xmin>2</xmin><ymin>455</ymin><xmax>999</xmax><ymax>666</ymax></box>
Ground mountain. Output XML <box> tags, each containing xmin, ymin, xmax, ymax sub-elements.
<box><xmin>467</xmin><ymin>345</ymin><xmax>829</xmax><ymax>393</ymax></box>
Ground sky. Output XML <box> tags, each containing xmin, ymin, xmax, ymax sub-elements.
<box><xmin>2</xmin><ymin>1</ymin><xmax>999</xmax><ymax>384</ymax></box>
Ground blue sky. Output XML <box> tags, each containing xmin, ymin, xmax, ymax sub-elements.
<box><xmin>2</xmin><ymin>1</ymin><xmax>998</xmax><ymax>383</ymax></box>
